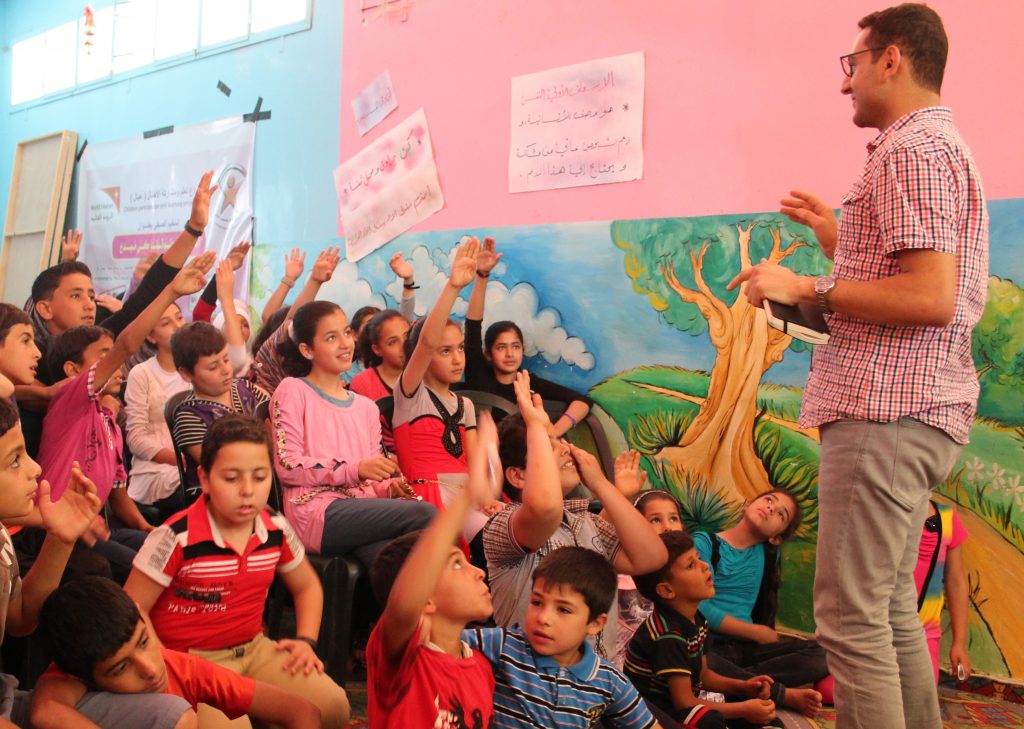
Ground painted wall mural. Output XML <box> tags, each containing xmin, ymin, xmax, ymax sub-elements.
<box><xmin>251</xmin><ymin>198</ymin><xmax>1024</xmax><ymax>680</ymax></box>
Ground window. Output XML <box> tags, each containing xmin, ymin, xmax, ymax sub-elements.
<box><xmin>9</xmin><ymin>0</ymin><xmax>311</xmax><ymax>106</ymax></box>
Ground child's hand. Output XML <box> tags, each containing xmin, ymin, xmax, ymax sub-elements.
<box><xmin>741</xmin><ymin>674</ymin><xmax>774</xmax><ymax>699</ymax></box>
<box><xmin>94</xmin><ymin>294</ymin><xmax>123</xmax><ymax>313</ymax></box>
<box><xmin>479</xmin><ymin>499</ymin><xmax>505</xmax><ymax>516</ymax></box>
<box><xmin>468</xmin><ymin>410</ymin><xmax>501</xmax><ymax>505</ymax></box>
<box><xmin>188</xmin><ymin>170</ymin><xmax>218</xmax><ymax>232</ymax></box>
<box><xmin>283</xmin><ymin>247</ymin><xmax>306</xmax><ymax>282</ymax></box>
<box><xmin>476</xmin><ymin>236</ymin><xmax>503</xmax><ymax>276</ymax></box>
<box><xmin>226</xmin><ymin>240</ymin><xmax>252</xmax><ymax>271</ymax></box>
<box><xmin>613</xmin><ymin>450</ymin><xmax>647</xmax><ymax>501</ymax></box>
<box><xmin>310</xmin><ymin>246</ymin><xmax>341</xmax><ymax>283</ymax></box>
<box><xmin>170</xmin><ymin>251</ymin><xmax>217</xmax><ymax>297</ymax></box>
<box><xmin>950</xmin><ymin>644</ymin><xmax>972</xmax><ymax>680</ymax></box>
<box><xmin>742</xmin><ymin>698</ymin><xmax>776</xmax><ymax>724</ymax></box>
<box><xmin>38</xmin><ymin>462</ymin><xmax>102</xmax><ymax>545</ymax></box>
<box><xmin>513</xmin><ymin>371</ymin><xmax>551</xmax><ymax>429</ymax></box>
<box><xmin>389</xmin><ymin>251</ymin><xmax>414</xmax><ymax>281</ymax></box>
<box><xmin>358</xmin><ymin>457</ymin><xmax>400</xmax><ymax>482</ymax></box>
<box><xmin>749</xmin><ymin>624</ymin><xmax>780</xmax><ymax>644</ymax></box>
<box><xmin>569</xmin><ymin>444</ymin><xmax>605</xmax><ymax>488</ymax></box>
<box><xmin>61</xmin><ymin>228</ymin><xmax>83</xmax><ymax>262</ymax></box>
<box><xmin>133</xmin><ymin>252</ymin><xmax>159</xmax><ymax>282</ymax></box>
<box><xmin>274</xmin><ymin>639</ymin><xmax>324</xmax><ymax>676</ymax></box>
<box><xmin>448</xmin><ymin>236</ymin><xmax>479</xmax><ymax>290</ymax></box>
<box><xmin>215</xmin><ymin>259</ymin><xmax>236</xmax><ymax>304</ymax></box>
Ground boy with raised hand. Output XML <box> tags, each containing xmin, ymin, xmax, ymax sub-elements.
<box><xmin>484</xmin><ymin>380</ymin><xmax>667</xmax><ymax>661</ymax></box>
<box><xmin>29</xmin><ymin>576</ymin><xmax>321</xmax><ymax>729</ymax></box>
<box><xmin>366</xmin><ymin>410</ymin><xmax>500</xmax><ymax>728</ymax></box>
<box><xmin>0</xmin><ymin>399</ymin><xmax>103</xmax><ymax>727</ymax></box>
<box><xmin>627</xmin><ymin>532</ymin><xmax>781</xmax><ymax>729</ymax></box>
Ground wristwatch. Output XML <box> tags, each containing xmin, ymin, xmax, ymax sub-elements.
<box><xmin>814</xmin><ymin>276</ymin><xmax>836</xmax><ymax>314</ymax></box>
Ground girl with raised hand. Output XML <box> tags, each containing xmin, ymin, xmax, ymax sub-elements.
<box><xmin>270</xmin><ymin>300</ymin><xmax>435</xmax><ymax>567</ymax></box>
<box><xmin>463</xmin><ymin>236</ymin><xmax>593</xmax><ymax>436</ymax></box>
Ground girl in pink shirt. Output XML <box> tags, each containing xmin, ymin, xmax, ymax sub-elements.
<box><xmin>270</xmin><ymin>301</ymin><xmax>435</xmax><ymax>567</ymax></box>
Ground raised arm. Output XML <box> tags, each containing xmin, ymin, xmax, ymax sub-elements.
<box><xmin>262</xmin><ymin>248</ymin><xmax>306</xmax><ymax>324</ymax></box>
<box><xmin>285</xmin><ymin>246</ymin><xmax>340</xmax><ymax>325</ymax></box>
<box><xmin>466</xmin><ymin>236</ymin><xmax>501</xmax><ymax>322</ymax></box>
<box><xmin>390</xmin><ymin>252</ymin><xmax>418</xmax><ymax>321</ymax></box>
<box><xmin>161</xmin><ymin>170</ymin><xmax>218</xmax><ymax>267</ymax></box>
<box><xmin>507</xmin><ymin>372</ymin><xmax>564</xmax><ymax>551</ymax></box>
<box><xmin>399</xmin><ymin>237</ymin><xmax>478</xmax><ymax>396</ymax></box>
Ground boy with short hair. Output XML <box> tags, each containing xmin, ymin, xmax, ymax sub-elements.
<box><xmin>626</xmin><ymin>532</ymin><xmax>780</xmax><ymax>729</ymax></box>
<box><xmin>0</xmin><ymin>398</ymin><xmax>103</xmax><ymax>727</ymax></box>
<box><xmin>170</xmin><ymin>321</ymin><xmax>268</xmax><ymax>500</ymax></box>
<box><xmin>465</xmin><ymin>546</ymin><xmax>659</xmax><ymax>729</ymax></box>
<box><xmin>28</xmin><ymin>576</ymin><xmax>321</xmax><ymax>729</ymax></box>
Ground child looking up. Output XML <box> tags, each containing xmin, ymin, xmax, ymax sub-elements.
<box><xmin>462</xmin><ymin>237</ymin><xmax>593</xmax><ymax>436</ymax></box>
<box><xmin>270</xmin><ymin>301</ymin><xmax>434</xmax><ymax>567</ymax></box>
<box><xmin>694</xmin><ymin>490</ymin><xmax>827</xmax><ymax>717</ymax></box>
<box><xmin>916</xmin><ymin>500</ymin><xmax>970</xmax><ymax>683</ymax></box>
<box><xmin>30</xmin><ymin>576</ymin><xmax>322</xmax><ymax>729</ymax></box>
<box><xmin>367</xmin><ymin>412</ymin><xmax>500</xmax><ymax>728</ymax></box>
<box><xmin>125</xmin><ymin>415</ymin><xmax>349</xmax><ymax>729</ymax></box>
<box><xmin>628</xmin><ymin>531</ymin><xmax>780</xmax><ymax>729</ymax></box>
<box><xmin>0</xmin><ymin>304</ymin><xmax>43</xmax><ymax>401</ymax></box>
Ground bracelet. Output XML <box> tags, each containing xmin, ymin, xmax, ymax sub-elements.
<box><xmin>184</xmin><ymin>221</ymin><xmax>203</xmax><ymax>238</ymax></box>
<box><xmin>564</xmin><ymin>413</ymin><xmax>578</xmax><ymax>428</ymax></box>
<box><xmin>477</xmin><ymin>271</ymin><xmax>491</xmax><ymax>278</ymax></box>
<box><xmin>281</xmin><ymin>276</ymin><xmax>297</xmax><ymax>288</ymax></box>
<box><xmin>295</xmin><ymin>635</ymin><xmax>319</xmax><ymax>653</ymax></box>
<box><xmin>403</xmin><ymin>282</ymin><xmax>420</xmax><ymax>290</ymax></box>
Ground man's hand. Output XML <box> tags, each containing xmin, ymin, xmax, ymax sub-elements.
<box><xmin>309</xmin><ymin>246</ymin><xmax>341</xmax><ymax>284</ymax></box>
<box><xmin>389</xmin><ymin>252</ymin><xmax>414</xmax><ymax>282</ymax></box>
<box><xmin>726</xmin><ymin>260</ymin><xmax>808</xmax><ymax>309</ymax></box>
<box><xmin>170</xmin><ymin>251</ymin><xmax>217</xmax><ymax>297</ymax></box>
<box><xmin>188</xmin><ymin>170</ymin><xmax>219</xmax><ymax>232</ymax></box>
<box><xmin>476</xmin><ymin>236</ymin><xmax>503</xmax><ymax>276</ymax></box>
<box><xmin>613</xmin><ymin>450</ymin><xmax>647</xmax><ymax>502</ymax></box>
<box><xmin>60</xmin><ymin>229</ymin><xmax>82</xmax><ymax>262</ymax></box>
<box><xmin>780</xmin><ymin>190</ymin><xmax>837</xmax><ymax>256</ymax></box>
<box><xmin>274</xmin><ymin>639</ymin><xmax>324</xmax><ymax>676</ymax></box>
<box><xmin>226</xmin><ymin>240</ymin><xmax>252</xmax><ymax>271</ymax></box>
<box><xmin>38</xmin><ymin>463</ymin><xmax>102</xmax><ymax>545</ymax></box>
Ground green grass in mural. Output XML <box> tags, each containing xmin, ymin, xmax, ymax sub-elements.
<box><xmin>776</xmin><ymin>538</ymin><xmax>817</xmax><ymax>634</ymax></box>
<box><xmin>753</xmin><ymin>418</ymin><xmax>820</xmax><ymax>536</ymax></box>
<box><xmin>628</xmin><ymin>410</ymin><xmax>696</xmax><ymax>456</ymax></box>
<box><xmin>645</xmin><ymin>460</ymin><xmax>738</xmax><ymax>535</ymax></box>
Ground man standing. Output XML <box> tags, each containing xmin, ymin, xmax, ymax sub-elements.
<box><xmin>729</xmin><ymin>5</ymin><xmax>988</xmax><ymax>728</ymax></box>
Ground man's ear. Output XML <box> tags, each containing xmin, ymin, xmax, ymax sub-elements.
<box><xmin>586</xmin><ymin>613</ymin><xmax>608</xmax><ymax>638</ymax></box>
<box><xmin>35</xmin><ymin>299</ymin><xmax>54</xmax><ymax>322</ymax></box>
<box><xmin>655</xmin><ymin>581</ymin><xmax>675</xmax><ymax>601</ymax></box>
<box><xmin>883</xmin><ymin>45</ymin><xmax>902</xmax><ymax>75</ymax></box>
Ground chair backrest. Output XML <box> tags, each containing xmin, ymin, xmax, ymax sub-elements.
<box><xmin>253</xmin><ymin>399</ymin><xmax>285</xmax><ymax>513</ymax></box>
<box><xmin>458</xmin><ymin>389</ymin><xmax>517</xmax><ymax>418</ymax></box>
<box><xmin>163</xmin><ymin>390</ymin><xmax>193</xmax><ymax>497</ymax></box>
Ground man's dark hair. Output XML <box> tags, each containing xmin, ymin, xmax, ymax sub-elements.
<box><xmin>39</xmin><ymin>576</ymin><xmax>141</xmax><ymax>683</ymax></box>
<box><xmin>199</xmin><ymin>414</ymin><xmax>272</xmax><ymax>473</ymax></box>
<box><xmin>0</xmin><ymin>303</ymin><xmax>32</xmax><ymax>345</ymax></box>
<box><xmin>496</xmin><ymin>413</ymin><xmax>528</xmax><ymax>501</ymax></box>
<box><xmin>171</xmin><ymin>321</ymin><xmax>227</xmax><ymax>373</ymax></box>
<box><xmin>31</xmin><ymin>261</ymin><xmax>93</xmax><ymax>303</ymax></box>
<box><xmin>532</xmin><ymin>547</ymin><xmax>616</xmax><ymax>622</ymax></box>
<box><xmin>0</xmin><ymin>399</ymin><xmax>20</xmax><ymax>439</ymax></box>
<box><xmin>633</xmin><ymin>531</ymin><xmax>695</xmax><ymax>605</ymax></box>
<box><xmin>370</xmin><ymin>530</ymin><xmax>424</xmax><ymax>608</ymax></box>
<box><xmin>47</xmin><ymin>325</ymin><xmax>114</xmax><ymax>378</ymax></box>
<box><xmin>859</xmin><ymin>3</ymin><xmax>947</xmax><ymax>93</ymax></box>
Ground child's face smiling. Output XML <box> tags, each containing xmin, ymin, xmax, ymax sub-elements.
<box><xmin>92</xmin><ymin>619</ymin><xmax>168</xmax><ymax>695</ymax></box>
<box><xmin>525</xmin><ymin>578</ymin><xmax>606</xmax><ymax>667</ymax></box>
<box><xmin>198</xmin><ymin>441</ymin><xmax>272</xmax><ymax>532</ymax></box>
<box><xmin>301</xmin><ymin>310</ymin><xmax>355</xmax><ymax>376</ymax></box>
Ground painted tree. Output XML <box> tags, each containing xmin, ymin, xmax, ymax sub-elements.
<box><xmin>973</xmin><ymin>276</ymin><xmax>1024</xmax><ymax>426</ymax></box>
<box><xmin>611</xmin><ymin>216</ymin><xmax>828</xmax><ymax>503</ymax></box>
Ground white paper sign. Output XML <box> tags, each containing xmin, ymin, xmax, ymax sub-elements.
<box><xmin>509</xmin><ymin>52</ymin><xmax>644</xmax><ymax>193</ymax></box>
<box><xmin>352</xmin><ymin>70</ymin><xmax>399</xmax><ymax>136</ymax></box>
<box><xmin>77</xmin><ymin>117</ymin><xmax>255</xmax><ymax>302</ymax></box>
<box><xmin>333</xmin><ymin>108</ymin><xmax>444</xmax><ymax>262</ymax></box>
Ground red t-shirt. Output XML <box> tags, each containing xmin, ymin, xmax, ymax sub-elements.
<box><xmin>132</xmin><ymin>497</ymin><xmax>305</xmax><ymax>650</ymax></box>
<box><xmin>367</xmin><ymin>620</ymin><xmax>494</xmax><ymax>729</ymax></box>
<box><xmin>349</xmin><ymin>368</ymin><xmax>392</xmax><ymax>401</ymax></box>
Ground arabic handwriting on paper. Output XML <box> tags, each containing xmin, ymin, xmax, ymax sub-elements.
<box><xmin>352</xmin><ymin>70</ymin><xmax>399</xmax><ymax>136</ymax></box>
<box><xmin>333</xmin><ymin>108</ymin><xmax>444</xmax><ymax>261</ymax></box>
<box><xmin>509</xmin><ymin>52</ymin><xmax>644</xmax><ymax>193</ymax></box>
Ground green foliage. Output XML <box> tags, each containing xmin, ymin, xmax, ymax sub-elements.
<box><xmin>627</xmin><ymin>410</ymin><xmax>695</xmax><ymax>455</ymax></box>
<box><xmin>645</xmin><ymin>459</ymin><xmax>739</xmax><ymax>535</ymax></box>
<box><xmin>973</xmin><ymin>276</ymin><xmax>1024</xmax><ymax>425</ymax></box>
<box><xmin>937</xmin><ymin>466</ymin><xmax>1024</xmax><ymax>552</ymax></box>
<box><xmin>752</xmin><ymin>413</ymin><xmax>820</xmax><ymax>536</ymax></box>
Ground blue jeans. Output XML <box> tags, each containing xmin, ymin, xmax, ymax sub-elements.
<box><xmin>320</xmin><ymin>497</ymin><xmax>436</xmax><ymax>568</ymax></box>
<box><xmin>814</xmin><ymin>418</ymin><xmax>960</xmax><ymax>729</ymax></box>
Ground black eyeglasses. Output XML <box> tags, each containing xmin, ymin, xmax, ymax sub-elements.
<box><xmin>840</xmin><ymin>47</ymin><xmax>886</xmax><ymax>77</ymax></box>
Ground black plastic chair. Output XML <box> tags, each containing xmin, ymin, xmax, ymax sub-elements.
<box><xmin>163</xmin><ymin>389</ymin><xmax>193</xmax><ymax>504</ymax></box>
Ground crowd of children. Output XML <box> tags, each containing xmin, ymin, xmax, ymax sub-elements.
<box><xmin>0</xmin><ymin>180</ymin><xmax>975</xmax><ymax>729</ymax></box>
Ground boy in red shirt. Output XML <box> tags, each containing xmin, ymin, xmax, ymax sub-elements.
<box><xmin>28</xmin><ymin>576</ymin><xmax>320</xmax><ymax>729</ymax></box>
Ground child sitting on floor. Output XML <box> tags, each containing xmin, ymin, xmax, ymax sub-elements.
<box><xmin>125</xmin><ymin>415</ymin><xmax>349</xmax><ymax>729</ymax></box>
<box><xmin>29</xmin><ymin>576</ymin><xmax>321</xmax><ymax>729</ymax></box>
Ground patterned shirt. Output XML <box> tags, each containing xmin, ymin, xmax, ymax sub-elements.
<box><xmin>800</xmin><ymin>107</ymin><xmax>988</xmax><ymax>444</ymax></box>
<box><xmin>625</xmin><ymin>605</ymin><xmax>709</xmax><ymax>712</ymax></box>
<box><xmin>464</xmin><ymin>624</ymin><xmax>655</xmax><ymax>729</ymax></box>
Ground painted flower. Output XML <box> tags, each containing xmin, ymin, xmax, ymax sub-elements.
<box><xmin>988</xmin><ymin>463</ymin><xmax>1007</xmax><ymax>490</ymax></box>
<box><xmin>963</xmin><ymin>456</ymin><xmax>985</xmax><ymax>483</ymax></box>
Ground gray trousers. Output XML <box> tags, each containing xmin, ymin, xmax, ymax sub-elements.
<box><xmin>815</xmin><ymin>418</ymin><xmax>961</xmax><ymax>729</ymax></box>
<box><xmin>320</xmin><ymin>497</ymin><xmax>437</xmax><ymax>568</ymax></box>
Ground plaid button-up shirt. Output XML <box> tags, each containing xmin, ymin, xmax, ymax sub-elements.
<box><xmin>801</xmin><ymin>107</ymin><xmax>989</xmax><ymax>444</ymax></box>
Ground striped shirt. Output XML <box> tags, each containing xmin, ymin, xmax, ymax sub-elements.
<box><xmin>133</xmin><ymin>496</ymin><xmax>304</xmax><ymax>651</ymax></box>
<box><xmin>625</xmin><ymin>606</ymin><xmax>708</xmax><ymax>711</ymax></box>
<box><xmin>464</xmin><ymin>625</ymin><xmax>655</xmax><ymax>729</ymax></box>
<box><xmin>800</xmin><ymin>107</ymin><xmax>988</xmax><ymax>444</ymax></box>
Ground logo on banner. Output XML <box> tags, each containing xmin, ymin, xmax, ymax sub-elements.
<box><xmin>102</xmin><ymin>187</ymin><xmax>122</xmax><ymax>212</ymax></box>
<box><xmin>215</xmin><ymin>164</ymin><xmax>248</xmax><ymax>227</ymax></box>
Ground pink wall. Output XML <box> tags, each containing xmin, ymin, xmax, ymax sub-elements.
<box><xmin>340</xmin><ymin>0</ymin><xmax>1023</xmax><ymax>234</ymax></box>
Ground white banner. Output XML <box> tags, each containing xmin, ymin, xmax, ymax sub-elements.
<box><xmin>78</xmin><ymin>117</ymin><xmax>255</xmax><ymax>305</ymax></box>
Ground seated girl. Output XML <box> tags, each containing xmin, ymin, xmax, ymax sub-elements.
<box><xmin>461</xmin><ymin>237</ymin><xmax>593</xmax><ymax>437</ymax></box>
<box><xmin>348</xmin><ymin>309</ymin><xmax>410</xmax><ymax>402</ymax></box>
<box><xmin>270</xmin><ymin>301</ymin><xmax>435</xmax><ymax>568</ymax></box>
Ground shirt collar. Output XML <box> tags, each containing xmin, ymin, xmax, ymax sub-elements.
<box><xmin>528</xmin><ymin>628</ymin><xmax>600</xmax><ymax>681</ymax></box>
<box><xmin>867</xmin><ymin>106</ymin><xmax>952</xmax><ymax>153</ymax></box>
<box><xmin>185</xmin><ymin>495</ymin><xmax>269</xmax><ymax>550</ymax></box>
